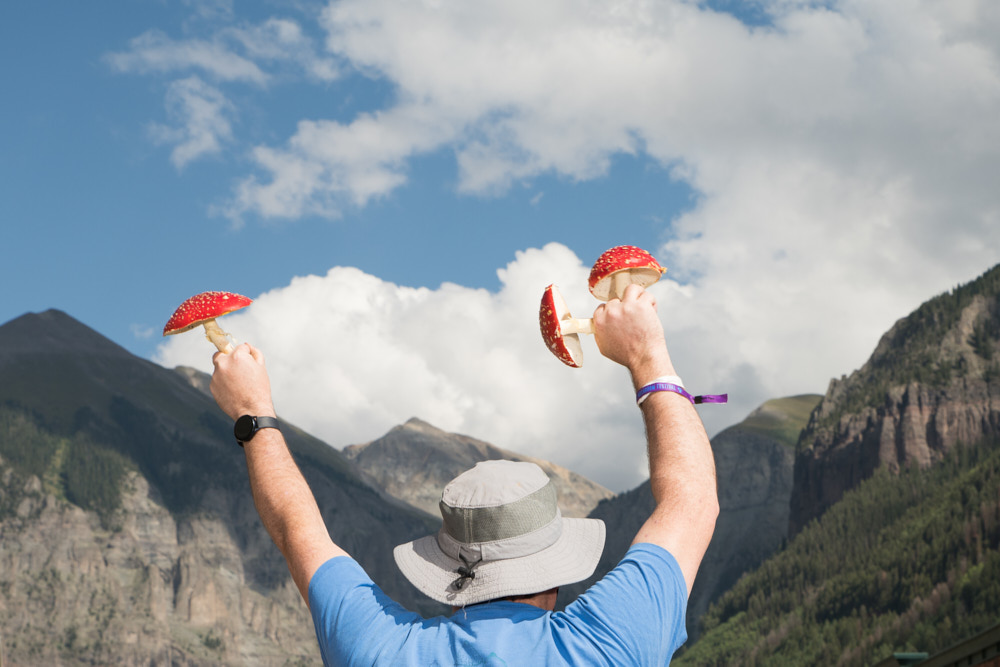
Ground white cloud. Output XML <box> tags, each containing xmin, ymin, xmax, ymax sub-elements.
<box><xmin>107</xmin><ymin>19</ymin><xmax>339</xmax><ymax>85</ymax></box>
<box><xmin>149</xmin><ymin>0</ymin><xmax>1000</xmax><ymax>489</ymax></box>
<box><xmin>149</xmin><ymin>76</ymin><xmax>234</xmax><ymax>169</ymax></box>
<box><xmin>154</xmin><ymin>244</ymin><xmax>674</xmax><ymax>491</ymax></box>
<box><xmin>106</xmin><ymin>29</ymin><xmax>268</xmax><ymax>84</ymax></box>
<box><xmin>223</xmin><ymin>103</ymin><xmax>458</xmax><ymax>221</ymax></box>
<box><xmin>130</xmin><ymin>323</ymin><xmax>155</xmax><ymax>340</ymax></box>
<box><xmin>223</xmin><ymin>18</ymin><xmax>340</xmax><ymax>82</ymax></box>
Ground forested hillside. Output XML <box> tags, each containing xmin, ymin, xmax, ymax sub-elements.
<box><xmin>676</xmin><ymin>435</ymin><xmax>1000</xmax><ymax>666</ymax></box>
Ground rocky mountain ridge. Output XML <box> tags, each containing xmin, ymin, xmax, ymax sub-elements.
<box><xmin>790</xmin><ymin>264</ymin><xmax>1000</xmax><ymax>534</ymax></box>
<box><xmin>343</xmin><ymin>417</ymin><xmax>613</xmax><ymax>519</ymax></box>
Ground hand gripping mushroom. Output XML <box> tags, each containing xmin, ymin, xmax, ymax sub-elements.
<box><xmin>539</xmin><ymin>245</ymin><xmax>667</xmax><ymax>367</ymax></box>
<box><xmin>163</xmin><ymin>291</ymin><xmax>253</xmax><ymax>354</ymax></box>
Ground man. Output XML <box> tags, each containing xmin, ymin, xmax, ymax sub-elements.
<box><xmin>211</xmin><ymin>284</ymin><xmax>719</xmax><ymax>665</ymax></box>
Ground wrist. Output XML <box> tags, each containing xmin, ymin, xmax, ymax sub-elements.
<box><xmin>628</xmin><ymin>352</ymin><xmax>676</xmax><ymax>390</ymax></box>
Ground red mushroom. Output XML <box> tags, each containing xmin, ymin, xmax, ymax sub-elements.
<box><xmin>588</xmin><ymin>245</ymin><xmax>667</xmax><ymax>301</ymax></box>
<box><xmin>539</xmin><ymin>284</ymin><xmax>594</xmax><ymax>367</ymax></box>
<box><xmin>163</xmin><ymin>291</ymin><xmax>253</xmax><ymax>354</ymax></box>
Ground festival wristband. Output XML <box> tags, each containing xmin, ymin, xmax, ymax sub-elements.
<box><xmin>636</xmin><ymin>380</ymin><xmax>728</xmax><ymax>406</ymax></box>
<box><xmin>635</xmin><ymin>375</ymin><xmax>685</xmax><ymax>405</ymax></box>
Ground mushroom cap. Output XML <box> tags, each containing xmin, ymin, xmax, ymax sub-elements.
<box><xmin>588</xmin><ymin>245</ymin><xmax>667</xmax><ymax>301</ymax></box>
<box><xmin>163</xmin><ymin>291</ymin><xmax>253</xmax><ymax>336</ymax></box>
<box><xmin>539</xmin><ymin>284</ymin><xmax>584</xmax><ymax>368</ymax></box>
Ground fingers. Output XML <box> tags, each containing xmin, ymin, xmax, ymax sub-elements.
<box><xmin>246</xmin><ymin>344</ymin><xmax>265</xmax><ymax>365</ymax></box>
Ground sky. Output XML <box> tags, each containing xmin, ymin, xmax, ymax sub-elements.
<box><xmin>2</xmin><ymin>0</ymin><xmax>998</xmax><ymax>492</ymax></box>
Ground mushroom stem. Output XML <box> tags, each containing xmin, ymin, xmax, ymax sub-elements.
<box><xmin>610</xmin><ymin>271</ymin><xmax>632</xmax><ymax>300</ymax></box>
<box><xmin>560</xmin><ymin>318</ymin><xmax>594</xmax><ymax>336</ymax></box>
<box><xmin>202</xmin><ymin>319</ymin><xmax>235</xmax><ymax>354</ymax></box>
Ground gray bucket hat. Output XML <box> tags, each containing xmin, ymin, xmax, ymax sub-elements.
<box><xmin>393</xmin><ymin>460</ymin><xmax>606</xmax><ymax>606</ymax></box>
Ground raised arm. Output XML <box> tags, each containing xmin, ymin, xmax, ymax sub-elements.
<box><xmin>210</xmin><ymin>343</ymin><xmax>347</xmax><ymax>605</ymax></box>
<box><xmin>593</xmin><ymin>284</ymin><xmax>718</xmax><ymax>595</ymax></box>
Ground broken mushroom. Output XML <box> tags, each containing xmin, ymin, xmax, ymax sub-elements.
<box><xmin>539</xmin><ymin>284</ymin><xmax>594</xmax><ymax>367</ymax></box>
<box><xmin>588</xmin><ymin>245</ymin><xmax>667</xmax><ymax>301</ymax></box>
<box><xmin>163</xmin><ymin>291</ymin><xmax>253</xmax><ymax>354</ymax></box>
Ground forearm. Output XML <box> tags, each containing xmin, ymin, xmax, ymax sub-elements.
<box><xmin>244</xmin><ymin>429</ymin><xmax>347</xmax><ymax>603</ymax></box>
<box><xmin>629</xmin><ymin>351</ymin><xmax>719</xmax><ymax>593</ymax></box>
<box><xmin>211</xmin><ymin>344</ymin><xmax>346</xmax><ymax>604</ymax></box>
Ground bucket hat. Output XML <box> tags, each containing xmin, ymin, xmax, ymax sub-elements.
<box><xmin>394</xmin><ymin>460</ymin><xmax>606</xmax><ymax>606</ymax></box>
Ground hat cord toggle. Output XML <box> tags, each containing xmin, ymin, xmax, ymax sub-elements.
<box><xmin>452</xmin><ymin>554</ymin><xmax>483</xmax><ymax>590</ymax></box>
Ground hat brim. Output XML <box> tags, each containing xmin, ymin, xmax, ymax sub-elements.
<box><xmin>394</xmin><ymin>518</ymin><xmax>606</xmax><ymax>606</ymax></box>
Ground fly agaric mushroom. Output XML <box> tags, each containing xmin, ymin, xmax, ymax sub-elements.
<box><xmin>163</xmin><ymin>291</ymin><xmax>253</xmax><ymax>354</ymax></box>
<box><xmin>588</xmin><ymin>245</ymin><xmax>667</xmax><ymax>301</ymax></box>
<box><xmin>539</xmin><ymin>284</ymin><xmax>594</xmax><ymax>367</ymax></box>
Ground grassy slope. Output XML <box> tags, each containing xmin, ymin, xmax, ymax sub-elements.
<box><xmin>734</xmin><ymin>394</ymin><xmax>823</xmax><ymax>448</ymax></box>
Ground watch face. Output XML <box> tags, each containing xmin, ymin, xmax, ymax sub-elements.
<box><xmin>234</xmin><ymin>415</ymin><xmax>256</xmax><ymax>442</ymax></box>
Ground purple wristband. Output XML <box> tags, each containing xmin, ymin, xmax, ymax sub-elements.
<box><xmin>635</xmin><ymin>382</ymin><xmax>728</xmax><ymax>406</ymax></box>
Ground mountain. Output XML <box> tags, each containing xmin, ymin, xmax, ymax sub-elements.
<box><xmin>343</xmin><ymin>417</ymin><xmax>613</xmax><ymax>519</ymax></box>
<box><xmin>0</xmin><ymin>310</ymin><xmax>439</xmax><ymax>666</ymax></box>
<box><xmin>673</xmin><ymin>265</ymin><xmax>1000</xmax><ymax>665</ymax></box>
<box><xmin>561</xmin><ymin>394</ymin><xmax>819</xmax><ymax>634</ymax></box>
<box><xmin>790</xmin><ymin>264</ymin><xmax>1000</xmax><ymax>535</ymax></box>
<box><xmin>676</xmin><ymin>433</ymin><xmax>1000</xmax><ymax>666</ymax></box>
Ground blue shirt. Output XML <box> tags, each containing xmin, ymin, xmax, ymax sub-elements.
<box><xmin>308</xmin><ymin>543</ymin><xmax>688</xmax><ymax>666</ymax></box>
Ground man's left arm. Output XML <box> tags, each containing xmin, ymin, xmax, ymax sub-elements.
<box><xmin>211</xmin><ymin>343</ymin><xmax>347</xmax><ymax>605</ymax></box>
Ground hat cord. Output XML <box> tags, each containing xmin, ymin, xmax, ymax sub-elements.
<box><xmin>452</xmin><ymin>554</ymin><xmax>483</xmax><ymax>591</ymax></box>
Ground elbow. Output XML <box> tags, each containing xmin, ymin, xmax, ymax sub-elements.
<box><xmin>698</xmin><ymin>490</ymin><xmax>720</xmax><ymax>536</ymax></box>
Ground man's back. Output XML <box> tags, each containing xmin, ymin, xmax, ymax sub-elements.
<box><xmin>309</xmin><ymin>544</ymin><xmax>688</xmax><ymax>666</ymax></box>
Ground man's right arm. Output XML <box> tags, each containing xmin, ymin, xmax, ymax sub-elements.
<box><xmin>593</xmin><ymin>284</ymin><xmax>719</xmax><ymax>595</ymax></box>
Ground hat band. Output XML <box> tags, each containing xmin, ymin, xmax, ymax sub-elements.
<box><xmin>436</xmin><ymin>511</ymin><xmax>563</xmax><ymax>563</ymax></box>
<box><xmin>439</xmin><ymin>479</ymin><xmax>558</xmax><ymax>544</ymax></box>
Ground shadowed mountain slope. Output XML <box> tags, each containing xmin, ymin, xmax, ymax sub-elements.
<box><xmin>0</xmin><ymin>310</ymin><xmax>439</xmax><ymax>666</ymax></box>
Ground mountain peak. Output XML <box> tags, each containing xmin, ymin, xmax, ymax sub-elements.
<box><xmin>401</xmin><ymin>417</ymin><xmax>441</xmax><ymax>433</ymax></box>
<box><xmin>0</xmin><ymin>309</ymin><xmax>132</xmax><ymax>362</ymax></box>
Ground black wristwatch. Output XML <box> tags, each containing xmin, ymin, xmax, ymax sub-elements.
<box><xmin>234</xmin><ymin>415</ymin><xmax>280</xmax><ymax>447</ymax></box>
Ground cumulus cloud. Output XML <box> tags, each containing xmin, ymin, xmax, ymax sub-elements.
<box><xmin>224</xmin><ymin>103</ymin><xmax>457</xmax><ymax>220</ymax></box>
<box><xmin>148</xmin><ymin>0</ymin><xmax>1000</xmax><ymax>489</ymax></box>
<box><xmin>149</xmin><ymin>76</ymin><xmax>234</xmax><ymax>168</ymax></box>
<box><xmin>217</xmin><ymin>0</ymin><xmax>999</xmax><ymax>400</ymax></box>
<box><xmin>155</xmin><ymin>244</ymin><xmax>678</xmax><ymax>491</ymax></box>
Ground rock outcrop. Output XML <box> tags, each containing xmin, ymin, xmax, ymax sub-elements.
<box><xmin>790</xmin><ymin>266</ymin><xmax>1000</xmax><ymax>536</ymax></box>
<box><xmin>343</xmin><ymin>417</ymin><xmax>613</xmax><ymax>518</ymax></box>
<box><xmin>0</xmin><ymin>465</ymin><xmax>318</xmax><ymax>665</ymax></box>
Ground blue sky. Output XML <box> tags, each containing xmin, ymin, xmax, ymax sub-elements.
<box><xmin>1</xmin><ymin>1</ymin><xmax>688</xmax><ymax>356</ymax></box>
<box><xmin>3</xmin><ymin>0</ymin><xmax>998</xmax><ymax>490</ymax></box>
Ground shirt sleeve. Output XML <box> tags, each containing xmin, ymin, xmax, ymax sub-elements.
<box><xmin>308</xmin><ymin>556</ymin><xmax>425</xmax><ymax>666</ymax></box>
<box><xmin>556</xmin><ymin>543</ymin><xmax>689</xmax><ymax>665</ymax></box>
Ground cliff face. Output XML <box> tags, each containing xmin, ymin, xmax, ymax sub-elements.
<box><xmin>0</xmin><ymin>465</ymin><xmax>317</xmax><ymax>666</ymax></box>
<box><xmin>343</xmin><ymin>418</ymin><xmax>613</xmax><ymax>519</ymax></box>
<box><xmin>0</xmin><ymin>310</ymin><xmax>440</xmax><ymax>665</ymax></box>
<box><xmin>790</xmin><ymin>265</ymin><xmax>1000</xmax><ymax>536</ymax></box>
<box><xmin>561</xmin><ymin>395</ymin><xmax>818</xmax><ymax>638</ymax></box>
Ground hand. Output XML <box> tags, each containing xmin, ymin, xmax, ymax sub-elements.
<box><xmin>593</xmin><ymin>284</ymin><xmax>676</xmax><ymax>387</ymax></box>
<box><xmin>210</xmin><ymin>343</ymin><xmax>276</xmax><ymax>420</ymax></box>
